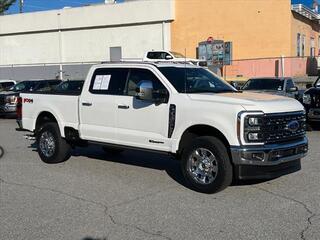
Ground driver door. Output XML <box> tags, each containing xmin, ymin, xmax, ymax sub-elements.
<box><xmin>115</xmin><ymin>68</ymin><xmax>171</xmax><ymax>151</ymax></box>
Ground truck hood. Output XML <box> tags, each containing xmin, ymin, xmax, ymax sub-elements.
<box><xmin>0</xmin><ymin>91</ymin><xmax>19</xmax><ymax>97</ymax></box>
<box><xmin>187</xmin><ymin>92</ymin><xmax>304</xmax><ymax>113</ymax></box>
<box><xmin>243</xmin><ymin>90</ymin><xmax>284</xmax><ymax>96</ymax></box>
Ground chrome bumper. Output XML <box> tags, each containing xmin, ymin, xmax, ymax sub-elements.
<box><xmin>230</xmin><ymin>137</ymin><xmax>308</xmax><ymax>166</ymax></box>
<box><xmin>0</xmin><ymin>104</ymin><xmax>17</xmax><ymax>114</ymax></box>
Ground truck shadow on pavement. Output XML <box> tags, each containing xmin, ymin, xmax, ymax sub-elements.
<box><xmin>28</xmin><ymin>142</ymin><xmax>271</xmax><ymax>189</ymax></box>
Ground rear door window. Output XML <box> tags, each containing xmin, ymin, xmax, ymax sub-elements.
<box><xmin>89</xmin><ymin>68</ymin><xmax>129</xmax><ymax>95</ymax></box>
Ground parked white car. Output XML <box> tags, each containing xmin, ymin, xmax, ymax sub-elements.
<box><xmin>18</xmin><ymin>62</ymin><xmax>308</xmax><ymax>193</ymax></box>
<box><xmin>143</xmin><ymin>50</ymin><xmax>207</xmax><ymax>66</ymax></box>
<box><xmin>0</xmin><ymin>80</ymin><xmax>16</xmax><ymax>92</ymax></box>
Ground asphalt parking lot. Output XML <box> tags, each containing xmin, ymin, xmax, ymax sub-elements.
<box><xmin>0</xmin><ymin>118</ymin><xmax>319</xmax><ymax>240</ymax></box>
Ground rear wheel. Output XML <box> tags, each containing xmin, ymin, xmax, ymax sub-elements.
<box><xmin>36</xmin><ymin>122</ymin><xmax>71</xmax><ymax>164</ymax></box>
<box><xmin>181</xmin><ymin>136</ymin><xmax>233</xmax><ymax>193</ymax></box>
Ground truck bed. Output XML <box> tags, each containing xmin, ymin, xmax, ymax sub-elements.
<box><xmin>20</xmin><ymin>92</ymin><xmax>79</xmax><ymax>135</ymax></box>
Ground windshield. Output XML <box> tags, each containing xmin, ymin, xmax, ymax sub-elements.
<box><xmin>242</xmin><ymin>78</ymin><xmax>284</xmax><ymax>91</ymax></box>
<box><xmin>11</xmin><ymin>81</ymin><xmax>36</xmax><ymax>92</ymax></box>
<box><xmin>315</xmin><ymin>77</ymin><xmax>320</xmax><ymax>88</ymax></box>
<box><xmin>170</xmin><ymin>51</ymin><xmax>185</xmax><ymax>58</ymax></box>
<box><xmin>158</xmin><ymin>67</ymin><xmax>236</xmax><ymax>93</ymax></box>
<box><xmin>55</xmin><ymin>81</ymin><xmax>84</xmax><ymax>91</ymax></box>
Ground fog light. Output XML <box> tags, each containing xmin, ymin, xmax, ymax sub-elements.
<box><xmin>241</xmin><ymin>152</ymin><xmax>265</xmax><ymax>161</ymax></box>
<box><xmin>252</xmin><ymin>153</ymin><xmax>265</xmax><ymax>161</ymax></box>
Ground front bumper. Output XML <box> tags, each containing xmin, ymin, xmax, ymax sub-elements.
<box><xmin>230</xmin><ymin>137</ymin><xmax>308</xmax><ymax>179</ymax></box>
<box><xmin>307</xmin><ymin>108</ymin><xmax>320</xmax><ymax>122</ymax></box>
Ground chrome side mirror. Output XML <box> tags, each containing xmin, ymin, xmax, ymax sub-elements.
<box><xmin>136</xmin><ymin>80</ymin><xmax>154</xmax><ymax>101</ymax></box>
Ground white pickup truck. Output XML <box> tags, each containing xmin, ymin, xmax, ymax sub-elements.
<box><xmin>17</xmin><ymin>62</ymin><xmax>308</xmax><ymax>193</ymax></box>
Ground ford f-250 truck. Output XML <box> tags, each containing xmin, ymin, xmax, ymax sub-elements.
<box><xmin>17</xmin><ymin>62</ymin><xmax>308</xmax><ymax>193</ymax></box>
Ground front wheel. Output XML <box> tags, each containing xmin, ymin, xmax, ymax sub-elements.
<box><xmin>181</xmin><ymin>136</ymin><xmax>233</xmax><ymax>193</ymax></box>
<box><xmin>36</xmin><ymin>122</ymin><xmax>71</xmax><ymax>164</ymax></box>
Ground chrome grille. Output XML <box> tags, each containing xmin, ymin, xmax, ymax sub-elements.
<box><xmin>263</xmin><ymin>112</ymin><xmax>306</xmax><ymax>144</ymax></box>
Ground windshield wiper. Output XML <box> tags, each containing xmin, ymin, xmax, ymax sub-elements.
<box><xmin>187</xmin><ymin>89</ymin><xmax>237</xmax><ymax>94</ymax></box>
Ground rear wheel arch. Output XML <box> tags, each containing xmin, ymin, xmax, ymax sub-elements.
<box><xmin>35</xmin><ymin>111</ymin><xmax>59</xmax><ymax>134</ymax></box>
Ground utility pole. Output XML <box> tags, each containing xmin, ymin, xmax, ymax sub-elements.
<box><xmin>19</xmin><ymin>0</ymin><xmax>23</xmax><ymax>13</ymax></box>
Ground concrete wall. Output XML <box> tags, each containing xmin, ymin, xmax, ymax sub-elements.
<box><xmin>171</xmin><ymin>0</ymin><xmax>292</xmax><ymax>60</ymax></box>
<box><xmin>0</xmin><ymin>0</ymin><xmax>174</xmax><ymax>65</ymax></box>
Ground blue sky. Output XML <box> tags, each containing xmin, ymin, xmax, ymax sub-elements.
<box><xmin>7</xmin><ymin>0</ymin><xmax>112</xmax><ymax>14</ymax></box>
<box><xmin>5</xmin><ymin>0</ymin><xmax>316</xmax><ymax>14</ymax></box>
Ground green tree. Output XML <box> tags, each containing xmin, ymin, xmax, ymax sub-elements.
<box><xmin>0</xmin><ymin>0</ymin><xmax>16</xmax><ymax>14</ymax></box>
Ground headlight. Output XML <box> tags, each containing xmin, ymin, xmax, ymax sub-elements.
<box><xmin>303</xmin><ymin>94</ymin><xmax>311</xmax><ymax>105</ymax></box>
<box><xmin>243</xmin><ymin>114</ymin><xmax>264</xmax><ymax>144</ymax></box>
<box><xmin>5</xmin><ymin>96</ymin><xmax>17</xmax><ymax>104</ymax></box>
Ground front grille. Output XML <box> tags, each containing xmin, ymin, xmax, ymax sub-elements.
<box><xmin>262</xmin><ymin>112</ymin><xmax>306</xmax><ymax>144</ymax></box>
<box><xmin>0</xmin><ymin>96</ymin><xmax>5</xmax><ymax>105</ymax></box>
<box><xmin>314</xmin><ymin>95</ymin><xmax>320</xmax><ymax>108</ymax></box>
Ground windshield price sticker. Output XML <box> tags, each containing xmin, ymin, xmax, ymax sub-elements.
<box><xmin>93</xmin><ymin>75</ymin><xmax>111</xmax><ymax>90</ymax></box>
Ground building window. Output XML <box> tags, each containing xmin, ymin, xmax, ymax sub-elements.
<box><xmin>310</xmin><ymin>37</ymin><xmax>315</xmax><ymax>57</ymax></box>
<box><xmin>318</xmin><ymin>36</ymin><xmax>320</xmax><ymax>55</ymax></box>
<box><xmin>297</xmin><ymin>33</ymin><xmax>301</xmax><ymax>57</ymax></box>
<box><xmin>302</xmin><ymin>35</ymin><xmax>305</xmax><ymax>57</ymax></box>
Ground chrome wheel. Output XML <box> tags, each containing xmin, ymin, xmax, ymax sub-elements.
<box><xmin>39</xmin><ymin>131</ymin><xmax>56</xmax><ymax>158</ymax></box>
<box><xmin>187</xmin><ymin>148</ymin><xmax>218</xmax><ymax>185</ymax></box>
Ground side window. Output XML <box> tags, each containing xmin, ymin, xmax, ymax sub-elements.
<box><xmin>147</xmin><ymin>52</ymin><xmax>167</xmax><ymax>60</ymax></box>
<box><xmin>126</xmin><ymin>69</ymin><xmax>167</xmax><ymax>96</ymax></box>
<box><xmin>286</xmin><ymin>79</ymin><xmax>295</xmax><ymax>90</ymax></box>
<box><xmin>89</xmin><ymin>68</ymin><xmax>129</xmax><ymax>95</ymax></box>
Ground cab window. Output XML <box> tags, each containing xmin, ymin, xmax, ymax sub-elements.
<box><xmin>126</xmin><ymin>68</ymin><xmax>168</xmax><ymax>97</ymax></box>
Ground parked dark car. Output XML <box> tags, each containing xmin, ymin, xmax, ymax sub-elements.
<box><xmin>241</xmin><ymin>77</ymin><xmax>299</xmax><ymax>99</ymax></box>
<box><xmin>0</xmin><ymin>80</ymin><xmax>61</xmax><ymax>117</ymax></box>
<box><xmin>53</xmin><ymin>80</ymin><xmax>84</xmax><ymax>94</ymax></box>
<box><xmin>303</xmin><ymin>77</ymin><xmax>320</xmax><ymax>126</ymax></box>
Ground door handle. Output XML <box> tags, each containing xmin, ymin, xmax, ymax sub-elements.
<box><xmin>118</xmin><ymin>104</ymin><xmax>129</xmax><ymax>109</ymax></box>
<box><xmin>82</xmin><ymin>102</ymin><xmax>92</xmax><ymax>106</ymax></box>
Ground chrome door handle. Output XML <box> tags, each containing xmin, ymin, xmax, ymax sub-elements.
<box><xmin>82</xmin><ymin>102</ymin><xmax>92</xmax><ymax>106</ymax></box>
<box><xmin>118</xmin><ymin>104</ymin><xmax>129</xmax><ymax>109</ymax></box>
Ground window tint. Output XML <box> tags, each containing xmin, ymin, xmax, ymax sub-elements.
<box><xmin>159</xmin><ymin>67</ymin><xmax>235</xmax><ymax>93</ymax></box>
<box><xmin>242</xmin><ymin>78</ymin><xmax>284</xmax><ymax>91</ymax></box>
<box><xmin>126</xmin><ymin>69</ymin><xmax>167</xmax><ymax>96</ymax></box>
<box><xmin>89</xmin><ymin>68</ymin><xmax>129</xmax><ymax>95</ymax></box>
<box><xmin>0</xmin><ymin>82</ymin><xmax>14</xmax><ymax>90</ymax></box>
<box><xmin>146</xmin><ymin>52</ymin><xmax>171</xmax><ymax>60</ymax></box>
<box><xmin>286</xmin><ymin>79</ymin><xmax>295</xmax><ymax>89</ymax></box>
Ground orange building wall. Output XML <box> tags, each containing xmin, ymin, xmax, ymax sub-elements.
<box><xmin>171</xmin><ymin>0</ymin><xmax>292</xmax><ymax>60</ymax></box>
<box><xmin>290</xmin><ymin>12</ymin><xmax>320</xmax><ymax>57</ymax></box>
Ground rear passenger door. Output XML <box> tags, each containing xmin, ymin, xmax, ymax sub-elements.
<box><xmin>79</xmin><ymin>68</ymin><xmax>128</xmax><ymax>143</ymax></box>
<box><xmin>115</xmin><ymin>67</ymin><xmax>171</xmax><ymax>151</ymax></box>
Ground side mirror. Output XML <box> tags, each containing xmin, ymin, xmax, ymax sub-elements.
<box><xmin>136</xmin><ymin>80</ymin><xmax>154</xmax><ymax>101</ymax></box>
<box><xmin>306</xmin><ymin>83</ymin><xmax>313</xmax><ymax>89</ymax></box>
<box><xmin>287</xmin><ymin>86</ymin><xmax>298</xmax><ymax>92</ymax></box>
<box><xmin>165</xmin><ymin>55</ymin><xmax>173</xmax><ymax>60</ymax></box>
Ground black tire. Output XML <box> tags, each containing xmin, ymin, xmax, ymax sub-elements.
<box><xmin>36</xmin><ymin>122</ymin><xmax>71</xmax><ymax>164</ymax></box>
<box><xmin>0</xmin><ymin>146</ymin><xmax>4</xmax><ymax>159</ymax></box>
<box><xmin>102</xmin><ymin>146</ymin><xmax>124</xmax><ymax>155</ymax></box>
<box><xmin>181</xmin><ymin>136</ymin><xmax>233</xmax><ymax>193</ymax></box>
